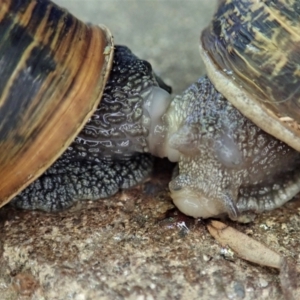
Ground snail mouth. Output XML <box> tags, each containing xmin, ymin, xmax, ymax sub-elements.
<box><xmin>169</xmin><ymin>185</ymin><xmax>226</xmax><ymax>219</ymax></box>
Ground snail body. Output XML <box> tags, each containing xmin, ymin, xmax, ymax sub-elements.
<box><xmin>168</xmin><ymin>0</ymin><xmax>300</xmax><ymax>221</ymax></box>
<box><xmin>169</xmin><ymin>76</ymin><xmax>300</xmax><ymax>221</ymax></box>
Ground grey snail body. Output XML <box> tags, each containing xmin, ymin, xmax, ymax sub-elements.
<box><xmin>168</xmin><ymin>77</ymin><xmax>300</xmax><ymax>222</ymax></box>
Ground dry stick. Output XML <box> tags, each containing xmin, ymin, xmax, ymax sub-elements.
<box><xmin>207</xmin><ymin>220</ymin><xmax>300</xmax><ymax>299</ymax></box>
<box><xmin>207</xmin><ymin>220</ymin><xmax>282</xmax><ymax>268</ymax></box>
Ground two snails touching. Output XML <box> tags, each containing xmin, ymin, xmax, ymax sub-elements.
<box><xmin>1</xmin><ymin>0</ymin><xmax>300</xmax><ymax>222</ymax></box>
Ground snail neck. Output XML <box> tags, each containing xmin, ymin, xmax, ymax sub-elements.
<box><xmin>70</xmin><ymin>45</ymin><xmax>177</xmax><ymax>162</ymax></box>
<box><xmin>144</xmin><ymin>86</ymin><xmax>179</xmax><ymax>162</ymax></box>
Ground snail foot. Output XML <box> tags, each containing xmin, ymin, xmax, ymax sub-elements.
<box><xmin>10</xmin><ymin>152</ymin><xmax>153</xmax><ymax>212</ymax></box>
<box><xmin>237</xmin><ymin>169</ymin><xmax>300</xmax><ymax>214</ymax></box>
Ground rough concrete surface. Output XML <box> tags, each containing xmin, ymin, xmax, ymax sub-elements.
<box><xmin>1</xmin><ymin>1</ymin><xmax>300</xmax><ymax>299</ymax></box>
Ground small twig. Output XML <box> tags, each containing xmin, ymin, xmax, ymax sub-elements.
<box><xmin>207</xmin><ymin>220</ymin><xmax>282</xmax><ymax>268</ymax></box>
<box><xmin>207</xmin><ymin>220</ymin><xmax>300</xmax><ymax>299</ymax></box>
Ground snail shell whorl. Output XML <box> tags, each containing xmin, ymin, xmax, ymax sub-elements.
<box><xmin>200</xmin><ymin>0</ymin><xmax>300</xmax><ymax>151</ymax></box>
<box><xmin>0</xmin><ymin>0</ymin><xmax>113</xmax><ymax>207</ymax></box>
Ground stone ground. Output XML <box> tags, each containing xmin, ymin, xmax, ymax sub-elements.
<box><xmin>1</xmin><ymin>1</ymin><xmax>300</xmax><ymax>299</ymax></box>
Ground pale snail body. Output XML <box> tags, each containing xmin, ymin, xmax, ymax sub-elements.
<box><xmin>169</xmin><ymin>77</ymin><xmax>300</xmax><ymax>221</ymax></box>
<box><xmin>1</xmin><ymin>0</ymin><xmax>300</xmax><ymax>222</ymax></box>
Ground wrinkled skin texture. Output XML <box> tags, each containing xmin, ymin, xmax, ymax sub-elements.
<box><xmin>168</xmin><ymin>76</ymin><xmax>300</xmax><ymax>221</ymax></box>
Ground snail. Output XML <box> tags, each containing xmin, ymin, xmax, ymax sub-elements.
<box><xmin>169</xmin><ymin>0</ymin><xmax>300</xmax><ymax>222</ymax></box>
<box><xmin>0</xmin><ymin>0</ymin><xmax>174</xmax><ymax>212</ymax></box>
<box><xmin>1</xmin><ymin>0</ymin><xmax>300</xmax><ymax>223</ymax></box>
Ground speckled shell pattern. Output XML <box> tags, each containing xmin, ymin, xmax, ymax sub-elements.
<box><xmin>0</xmin><ymin>0</ymin><xmax>113</xmax><ymax>208</ymax></box>
<box><xmin>201</xmin><ymin>0</ymin><xmax>300</xmax><ymax>150</ymax></box>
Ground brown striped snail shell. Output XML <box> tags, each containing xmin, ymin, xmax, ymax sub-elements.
<box><xmin>167</xmin><ymin>0</ymin><xmax>300</xmax><ymax>222</ymax></box>
<box><xmin>0</xmin><ymin>0</ymin><xmax>113</xmax><ymax>208</ymax></box>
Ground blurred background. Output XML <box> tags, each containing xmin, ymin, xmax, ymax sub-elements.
<box><xmin>54</xmin><ymin>0</ymin><xmax>217</xmax><ymax>95</ymax></box>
